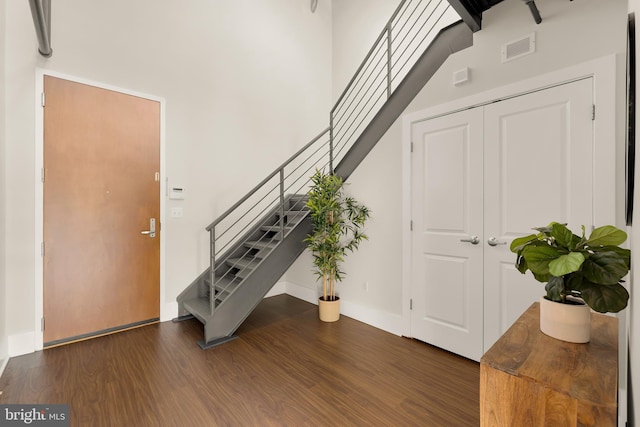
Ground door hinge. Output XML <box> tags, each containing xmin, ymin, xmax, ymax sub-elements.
<box><xmin>410</xmin><ymin>142</ymin><xmax>414</xmax><ymax>153</ymax></box>
<box><xmin>41</xmin><ymin>317</ymin><xmax>45</xmax><ymax>332</ymax></box>
<box><xmin>410</xmin><ymin>220</ymin><xmax>413</xmax><ymax>231</ymax></box>
<box><xmin>41</xmin><ymin>242</ymin><xmax>45</xmax><ymax>257</ymax></box>
<box><xmin>41</xmin><ymin>167</ymin><xmax>45</xmax><ymax>182</ymax></box>
<box><xmin>592</xmin><ymin>104</ymin><xmax>595</xmax><ymax>120</ymax></box>
<box><xmin>41</xmin><ymin>92</ymin><xmax>45</xmax><ymax>108</ymax></box>
<box><xmin>410</xmin><ymin>299</ymin><xmax>413</xmax><ymax>310</ymax></box>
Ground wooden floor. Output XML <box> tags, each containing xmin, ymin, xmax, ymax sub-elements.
<box><xmin>0</xmin><ymin>295</ymin><xmax>480</xmax><ymax>426</ymax></box>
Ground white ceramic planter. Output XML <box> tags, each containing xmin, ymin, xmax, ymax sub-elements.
<box><xmin>539</xmin><ymin>296</ymin><xmax>591</xmax><ymax>343</ymax></box>
<box><xmin>318</xmin><ymin>297</ymin><xmax>340</xmax><ymax>322</ymax></box>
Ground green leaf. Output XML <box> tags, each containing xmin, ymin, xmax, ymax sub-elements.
<box><xmin>515</xmin><ymin>255</ymin><xmax>528</xmax><ymax>274</ymax></box>
<box><xmin>522</xmin><ymin>245</ymin><xmax>562</xmax><ymax>277</ymax></box>
<box><xmin>548</xmin><ymin>252</ymin><xmax>585</xmax><ymax>276</ymax></box>
<box><xmin>550</xmin><ymin>223</ymin><xmax>576</xmax><ymax>249</ymax></box>
<box><xmin>593</xmin><ymin>246</ymin><xmax>631</xmax><ymax>269</ymax></box>
<box><xmin>564</xmin><ymin>273</ymin><xmax>584</xmax><ymax>292</ymax></box>
<box><xmin>581</xmin><ymin>251</ymin><xmax>630</xmax><ymax>285</ymax></box>
<box><xmin>510</xmin><ymin>234</ymin><xmax>537</xmax><ymax>252</ymax></box>
<box><xmin>577</xmin><ymin>281</ymin><xmax>629</xmax><ymax>313</ymax></box>
<box><xmin>545</xmin><ymin>276</ymin><xmax>565</xmax><ymax>302</ymax></box>
<box><xmin>585</xmin><ymin>225</ymin><xmax>627</xmax><ymax>247</ymax></box>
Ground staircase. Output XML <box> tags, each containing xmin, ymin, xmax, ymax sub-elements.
<box><xmin>176</xmin><ymin>0</ymin><xmax>476</xmax><ymax>349</ymax></box>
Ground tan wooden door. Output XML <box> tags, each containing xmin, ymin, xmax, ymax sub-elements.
<box><xmin>43</xmin><ymin>76</ymin><xmax>160</xmax><ymax>345</ymax></box>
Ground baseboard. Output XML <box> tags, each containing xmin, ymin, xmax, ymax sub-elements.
<box><xmin>8</xmin><ymin>332</ymin><xmax>35</xmax><ymax>357</ymax></box>
<box><xmin>283</xmin><ymin>281</ymin><xmax>318</xmax><ymax>305</ymax></box>
<box><xmin>283</xmin><ymin>281</ymin><xmax>402</xmax><ymax>336</ymax></box>
<box><xmin>265</xmin><ymin>282</ymin><xmax>287</xmax><ymax>298</ymax></box>
<box><xmin>0</xmin><ymin>357</ymin><xmax>8</xmax><ymax>379</ymax></box>
<box><xmin>162</xmin><ymin>301</ymin><xmax>178</xmax><ymax>322</ymax></box>
<box><xmin>340</xmin><ymin>299</ymin><xmax>403</xmax><ymax>336</ymax></box>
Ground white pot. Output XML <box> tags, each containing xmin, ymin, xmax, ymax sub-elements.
<box><xmin>539</xmin><ymin>296</ymin><xmax>591</xmax><ymax>343</ymax></box>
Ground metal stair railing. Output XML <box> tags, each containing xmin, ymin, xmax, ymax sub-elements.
<box><xmin>204</xmin><ymin>0</ymin><xmax>458</xmax><ymax>313</ymax></box>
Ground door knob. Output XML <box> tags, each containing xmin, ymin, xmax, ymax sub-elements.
<box><xmin>487</xmin><ymin>237</ymin><xmax>506</xmax><ymax>246</ymax></box>
<box><xmin>460</xmin><ymin>236</ymin><xmax>480</xmax><ymax>245</ymax></box>
<box><xmin>141</xmin><ymin>218</ymin><xmax>156</xmax><ymax>238</ymax></box>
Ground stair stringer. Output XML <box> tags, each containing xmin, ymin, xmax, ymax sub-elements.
<box><xmin>336</xmin><ymin>20</ymin><xmax>473</xmax><ymax>180</ymax></box>
<box><xmin>201</xmin><ymin>217</ymin><xmax>312</xmax><ymax>345</ymax></box>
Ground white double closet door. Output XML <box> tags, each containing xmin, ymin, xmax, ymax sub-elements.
<box><xmin>410</xmin><ymin>78</ymin><xmax>594</xmax><ymax>361</ymax></box>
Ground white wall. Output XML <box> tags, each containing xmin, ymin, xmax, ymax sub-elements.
<box><xmin>331</xmin><ymin>0</ymin><xmax>400</xmax><ymax>102</ymax></box>
<box><xmin>4</xmin><ymin>0</ymin><xmax>332</xmax><ymax>353</ymax></box>
<box><xmin>284</xmin><ymin>0</ymin><xmax>404</xmax><ymax>332</ymax></box>
<box><xmin>288</xmin><ymin>0</ymin><xmax>629</xmax><ymax>341</ymax></box>
<box><xmin>0</xmin><ymin>0</ymin><xmax>9</xmax><ymax>371</ymax></box>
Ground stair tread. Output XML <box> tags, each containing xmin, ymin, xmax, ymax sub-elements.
<box><xmin>245</xmin><ymin>240</ymin><xmax>278</xmax><ymax>250</ymax></box>
<box><xmin>213</xmin><ymin>276</ymin><xmax>243</xmax><ymax>292</ymax></box>
<box><xmin>183</xmin><ymin>297</ymin><xmax>211</xmax><ymax>322</ymax></box>
<box><xmin>206</xmin><ymin>275</ymin><xmax>243</xmax><ymax>288</ymax></box>
<box><xmin>260</xmin><ymin>224</ymin><xmax>293</xmax><ymax>232</ymax></box>
<box><xmin>227</xmin><ymin>257</ymin><xmax>260</xmax><ymax>269</ymax></box>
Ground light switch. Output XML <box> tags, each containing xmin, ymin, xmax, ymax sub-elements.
<box><xmin>171</xmin><ymin>207</ymin><xmax>183</xmax><ymax>218</ymax></box>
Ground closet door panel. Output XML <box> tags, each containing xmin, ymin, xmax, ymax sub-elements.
<box><xmin>410</xmin><ymin>108</ymin><xmax>484</xmax><ymax>361</ymax></box>
<box><xmin>483</xmin><ymin>78</ymin><xmax>594</xmax><ymax>351</ymax></box>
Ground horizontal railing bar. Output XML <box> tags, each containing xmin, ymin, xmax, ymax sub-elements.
<box><xmin>331</xmin><ymin>45</ymin><xmax>388</xmax><ymax>129</ymax></box>
<box><xmin>333</xmin><ymin>77</ymin><xmax>387</xmax><ymax>151</ymax></box>
<box><xmin>214</xmin><ymin>137</ymin><xmax>331</xmax><ymax>262</ymax></box>
<box><xmin>392</xmin><ymin>2</ymin><xmax>444</xmax><ymax>71</ymax></box>
<box><xmin>331</xmin><ymin>0</ymin><xmax>408</xmax><ymax>115</ymax></box>
<box><xmin>390</xmin><ymin>0</ymin><xmax>417</xmax><ymax>34</ymax></box>
<box><xmin>333</xmin><ymin>67</ymin><xmax>387</xmax><ymax>137</ymax></box>
<box><xmin>333</xmin><ymin>86</ymin><xmax>388</xmax><ymax>161</ymax></box>
<box><xmin>214</xmin><ymin>195</ymin><xmax>284</xmax><ymax>261</ymax></box>
<box><xmin>207</xmin><ymin>126</ymin><xmax>330</xmax><ymax>231</ymax></box>
<box><xmin>391</xmin><ymin>5</ymin><xmax>450</xmax><ymax>83</ymax></box>
<box><xmin>331</xmin><ymin>33</ymin><xmax>388</xmax><ymax>121</ymax></box>
<box><xmin>391</xmin><ymin>0</ymin><xmax>426</xmax><ymax>46</ymax></box>
<box><xmin>283</xmin><ymin>141</ymin><xmax>331</xmax><ymax>184</ymax></box>
<box><xmin>215</xmin><ymin>179</ymin><xmax>281</xmax><ymax>246</ymax></box>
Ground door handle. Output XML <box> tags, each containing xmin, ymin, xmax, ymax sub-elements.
<box><xmin>141</xmin><ymin>218</ymin><xmax>156</xmax><ymax>238</ymax></box>
<box><xmin>460</xmin><ymin>236</ymin><xmax>480</xmax><ymax>245</ymax></box>
<box><xmin>487</xmin><ymin>237</ymin><xmax>507</xmax><ymax>246</ymax></box>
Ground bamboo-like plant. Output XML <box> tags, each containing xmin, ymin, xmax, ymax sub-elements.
<box><xmin>304</xmin><ymin>169</ymin><xmax>370</xmax><ymax>301</ymax></box>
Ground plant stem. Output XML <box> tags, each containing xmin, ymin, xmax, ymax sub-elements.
<box><xmin>322</xmin><ymin>274</ymin><xmax>327</xmax><ymax>301</ymax></box>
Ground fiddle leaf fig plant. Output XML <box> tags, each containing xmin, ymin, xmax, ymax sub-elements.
<box><xmin>510</xmin><ymin>222</ymin><xmax>630</xmax><ymax>313</ymax></box>
<box><xmin>304</xmin><ymin>169</ymin><xmax>370</xmax><ymax>302</ymax></box>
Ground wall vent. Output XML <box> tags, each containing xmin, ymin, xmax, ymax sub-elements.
<box><xmin>501</xmin><ymin>32</ymin><xmax>535</xmax><ymax>63</ymax></box>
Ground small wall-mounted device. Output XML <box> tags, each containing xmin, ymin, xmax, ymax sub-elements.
<box><xmin>169</xmin><ymin>186</ymin><xmax>185</xmax><ymax>200</ymax></box>
<box><xmin>452</xmin><ymin>67</ymin><xmax>471</xmax><ymax>86</ymax></box>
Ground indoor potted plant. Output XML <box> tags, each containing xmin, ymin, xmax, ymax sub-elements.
<box><xmin>510</xmin><ymin>222</ymin><xmax>630</xmax><ymax>342</ymax></box>
<box><xmin>304</xmin><ymin>169</ymin><xmax>370</xmax><ymax>322</ymax></box>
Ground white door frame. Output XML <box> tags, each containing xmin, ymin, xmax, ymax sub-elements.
<box><xmin>402</xmin><ymin>53</ymin><xmax>623</xmax><ymax>420</ymax></box>
<box><xmin>34</xmin><ymin>69</ymin><xmax>167</xmax><ymax>351</ymax></box>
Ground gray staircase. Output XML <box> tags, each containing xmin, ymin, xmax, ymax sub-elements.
<box><xmin>176</xmin><ymin>0</ymin><xmax>475</xmax><ymax>348</ymax></box>
<box><xmin>176</xmin><ymin>195</ymin><xmax>311</xmax><ymax>348</ymax></box>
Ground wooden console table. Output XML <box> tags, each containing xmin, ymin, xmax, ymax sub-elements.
<box><xmin>480</xmin><ymin>302</ymin><xmax>618</xmax><ymax>426</ymax></box>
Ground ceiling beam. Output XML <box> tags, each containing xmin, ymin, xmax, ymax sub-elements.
<box><xmin>446</xmin><ymin>0</ymin><xmax>482</xmax><ymax>32</ymax></box>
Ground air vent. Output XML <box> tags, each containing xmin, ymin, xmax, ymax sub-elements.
<box><xmin>501</xmin><ymin>32</ymin><xmax>536</xmax><ymax>63</ymax></box>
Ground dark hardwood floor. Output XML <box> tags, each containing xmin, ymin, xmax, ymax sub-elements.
<box><xmin>0</xmin><ymin>295</ymin><xmax>480</xmax><ymax>426</ymax></box>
